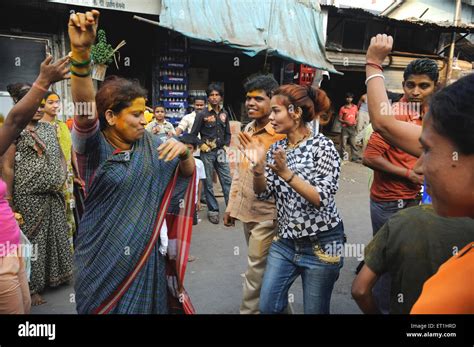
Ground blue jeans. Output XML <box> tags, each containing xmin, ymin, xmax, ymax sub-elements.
<box><xmin>259</xmin><ymin>222</ymin><xmax>345</xmax><ymax>314</ymax></box>
<box><xmin>200</xmin><ymin>149</ymin><xmax>232</xmax><ymax>214</ymax></box>
<box><xmin>369</xmin><ymin>198</ymin><xmax>419</xmax><ymax>314</ymax></box>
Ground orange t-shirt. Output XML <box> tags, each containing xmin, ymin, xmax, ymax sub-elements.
<box><xmin>364</xmin><ymin>99</ymin><xmax>423</xmax><ymax>202</ymax></box>
<box><xmin>65</xmin><ymin>117</ymin><xmax>74</xmax><ymax>131</ymax></box>
<box><xmin>411</xmin><ymin>242</ymin><xmax>474</xmax><ymax>314</ymax></box>
<box><xmin>339</xmin><ymin>104</ymin><xmax>358</xmax><ymax>127</ymax></box>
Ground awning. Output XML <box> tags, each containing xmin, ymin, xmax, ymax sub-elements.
<box><xmin>158</xmin><ymin>0</ymin><xmax>339</xmax><ymax>74</ymax></box>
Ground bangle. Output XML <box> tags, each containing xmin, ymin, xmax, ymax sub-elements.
<box><xmin>405</xmin><ymin>168</ymin><xmax>411</xmax><ymax>178</ymax></box>
<box><xmin>70</xmin><ymin>67</ymin><xmax>92</xmax><ymax>78</ymax></box>
<box><xmin>32</xmin><ymin>82</ymin><xmax>48</xmax><ymax>93</ymax></box>
<box><xmin>365</xmin><ymin>74</ymin><xmax>385</xmax><ymax>86</ymax></box>
<box><xmin>69</xmin><ymin>54</ymin><xmax>91</xmax><ymax>67</ymax></box>
<box><xmin>285</xmin><ymin>172</ymin><xmax>296</xmax><ymax>184</ymax></box>
<box><xmin>179</xmin><ymin>148</ymin><xmax>190</xmax><ymax>160</ymax></box>
<box><xmin>366</xmin><ymin>62</ymin><xmax>384</xmax><ymax>71</ymax></box>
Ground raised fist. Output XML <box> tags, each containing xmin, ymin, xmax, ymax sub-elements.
<box><xmin>366</xmin><ymin>34</ymin><xmax>393</xmax><ymax>65</ymax></box>
<box><xmin>68</xmin><ymin>9</ymin><xmax>100</xmax><ymax>52</ymax></box>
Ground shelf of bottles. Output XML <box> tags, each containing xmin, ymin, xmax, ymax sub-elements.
<box><xmin>189</xmin><ymin>90</ymin><xmax>207</xmax><ymax>99</ymax></box>
<box><xmin>159</xmin><ymin>36</ymin><xmax>189</xmax><ymax>125</ymax></box>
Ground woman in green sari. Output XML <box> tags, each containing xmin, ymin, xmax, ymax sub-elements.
<box><xmin>41</xmin><ymin>91</ymin><xmax>85</xmax><ymax>248</ymax></box>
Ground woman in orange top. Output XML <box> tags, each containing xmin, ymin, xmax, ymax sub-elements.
<box><xmin>411</xmin><ymin>242</ymin><xmax>474</xmax><ymax>314</ymax></box>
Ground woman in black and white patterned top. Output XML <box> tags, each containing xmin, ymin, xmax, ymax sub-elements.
<box><xmin>244</xmin><ymin>84</ymin><xmax>345</xmax><ymax>314</ymax></box>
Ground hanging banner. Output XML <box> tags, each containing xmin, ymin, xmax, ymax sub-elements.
<box><xmin>48</xmin><ymin>0</ymin><xmax>161</xmax><ymax>15</ymax></box>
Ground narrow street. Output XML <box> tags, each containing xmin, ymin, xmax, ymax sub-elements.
<box><xmin>31</xmin><ymin>161</ymin><xmax>372</xmax><ymax>314</ymax></box>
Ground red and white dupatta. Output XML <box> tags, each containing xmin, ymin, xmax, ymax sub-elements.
<box><xmin>93</xmin><ymin>168</ymin><xmax>196</xmax><ymax>314</ymax></box>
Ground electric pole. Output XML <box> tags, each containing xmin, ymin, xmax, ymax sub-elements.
<box><xmin>446</xmin><ymin>0</ymin><xmax>462</xmax><ymax>84</ymax></box>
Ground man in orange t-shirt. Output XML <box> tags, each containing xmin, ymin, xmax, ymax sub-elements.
<box><xmin>339</xmin><ymin>92</ymin><xmax>359</xmax><ymax>162</ymax></box>
<box><xmin>362</xmin><ymin>58</ymin><xmax>439</xmax><ymax>314</ymax></box>
<box><xmin>411</xmin><ymin>242</ymin><xmax>474</xmax><ymax>314</ymax></box>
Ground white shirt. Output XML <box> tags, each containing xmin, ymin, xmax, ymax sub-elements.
<box><xmin>177</xmin><ymin>112</ymin><xmax>196</xmax><ymax>134</ymax></box>
<box><xmin>195</xmin><ymin>158</ymin><xmax>206</xmax><ymax>203</ymax></box>
<box><xmin>159</xmin><ymin>221</ymin><xmax>168</xmax><ymax>255</ymax></box>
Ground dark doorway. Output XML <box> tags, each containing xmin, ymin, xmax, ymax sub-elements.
<box><xmin>320</xmin><ymin>69</ymin><xmax>366</xmax><ymax>132</ymax></box>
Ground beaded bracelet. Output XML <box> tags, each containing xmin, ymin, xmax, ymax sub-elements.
<box><xmin>366</xmin><ymin>62</ymin><xmax>384</xmax><ymax>71</ymax></box>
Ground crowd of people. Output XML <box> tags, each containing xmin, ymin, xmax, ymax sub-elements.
<box><xmin>0</xmin><ymin>10</ymin><xmax>472</xmax><ymax>315</ymax></box>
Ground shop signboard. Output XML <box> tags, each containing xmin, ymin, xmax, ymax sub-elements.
<box><xmin>48</xmin><ymin>0</ymin><xmax>161</xmax><ymax>15</ymax></box>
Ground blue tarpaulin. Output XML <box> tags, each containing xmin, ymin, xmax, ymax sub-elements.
<box><xmin>158</xmin><ymin>0</ymin><xmax>339</xmax><ymax>74</ymax></box>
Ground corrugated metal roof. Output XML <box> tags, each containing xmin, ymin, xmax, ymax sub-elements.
<box><xmin>158</xmin><ymin>0</ymin><xmax>340</xmax><ymax>73</ymax></box>
<box><xmin>322</xmin><ymin>4</ymin><xmax>473</xmax><ymax>32</ymax></box>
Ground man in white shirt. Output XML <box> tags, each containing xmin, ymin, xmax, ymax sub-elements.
<box><xmin>176</xmin><ymin>96</ymin><xmax>207</xmax><ymax>136</ymax></box>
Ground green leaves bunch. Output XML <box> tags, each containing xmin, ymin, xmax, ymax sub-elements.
<box><xmin>91</xmin><ymin>29</ymin><xmax>114</xmax><ymax>65</ymax></box>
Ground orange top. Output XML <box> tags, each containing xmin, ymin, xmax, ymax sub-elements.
<box><xmin>364</xmin><ymin>98</ymin><xmax>423</xmax><ymax>202</ymax></box>
<box><xmin>65</xmin><ymin>117</ymin><xmax>74</xmax><ymax>131</ymax></box>
<box><xmin>411</xmin><ymin>242</ymin><xmax>474</xmax><ymax>314</ymax></box>
<box><xmin>338</xmin><ymin>104</ymin><xmax>358</xmax><ymax>127</ymax></box>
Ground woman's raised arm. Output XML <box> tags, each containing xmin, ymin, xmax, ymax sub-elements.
<box><xmin>68</xmin><ymin>9</ymin><xmax>100</xmax><ymax>128</ymax></box>
<box><xmin>0</xmin><ymin>55</ymin><xmax>69</xmax><ymax>155</ymax></box>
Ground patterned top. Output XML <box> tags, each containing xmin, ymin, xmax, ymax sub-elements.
<box><xmin>257</xmin><ymin>131</ymin><xmax>342</xmax><ymax>239</ymax></box>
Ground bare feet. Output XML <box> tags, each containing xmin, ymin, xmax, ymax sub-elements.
<box><xmin>188</xmin><ymin>255</ymin><xmax>197</xmax><ymax>262</ymax></box>
<box><xmin>31</xmin><ymin>293</ymin><xmax>47</xmax><ymax>306</ymax></box>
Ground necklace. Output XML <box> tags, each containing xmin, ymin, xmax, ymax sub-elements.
<box><xmin>287</xmin><ymin>129</ymin><xmax>311</xmax><ymax>149</ymax></box>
